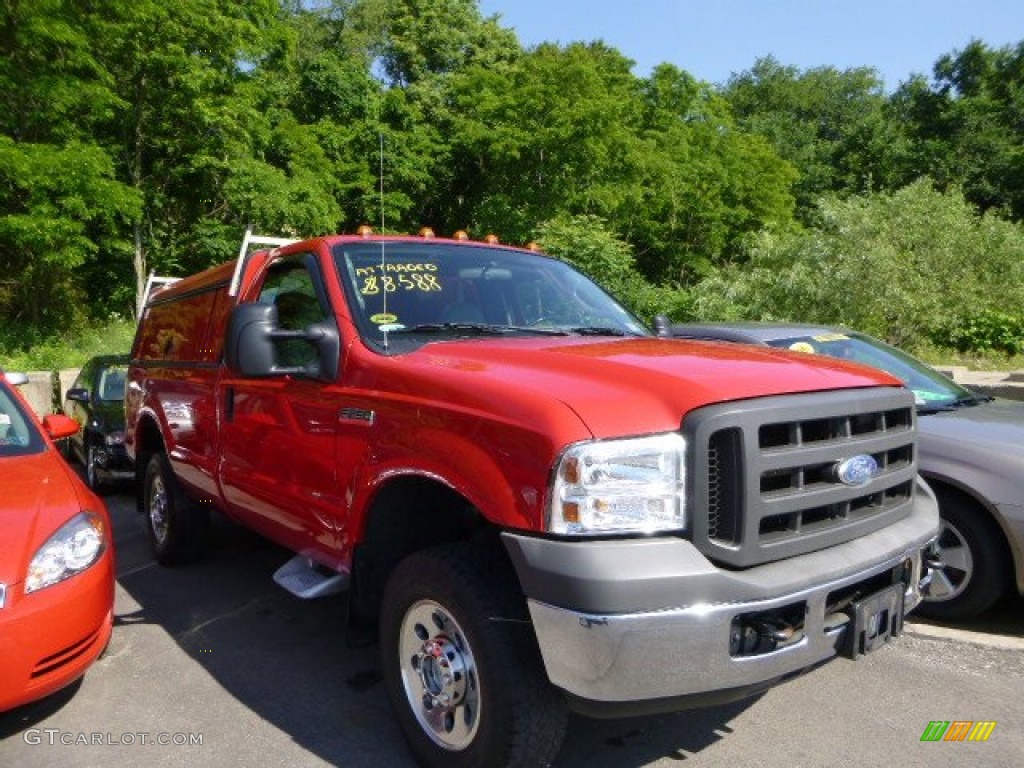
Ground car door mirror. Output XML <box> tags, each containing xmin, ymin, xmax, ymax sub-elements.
<box><xmin>43</xmin><ymin>413</ymin><xmax>80</xmax><ymax>440</ymax></box>
<box><xmin>66</xmin><ymin>387</ymin><xmax>90</xmax><ymax>403</ymax></box>
<box><xmin>226</xmin><ymin>302</ymin><xmax>340</xmax><ymax>381</ymax></box>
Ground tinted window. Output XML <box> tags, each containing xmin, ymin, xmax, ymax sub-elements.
<box><xmin>0</xmin><ymin>382</ymin><xmax>45</xmax><ymax>456</ymax></box>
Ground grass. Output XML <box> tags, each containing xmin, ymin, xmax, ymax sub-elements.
<box><xmin>0</xmin><ymin>319</ymin><xmax>137</xmax><ymax>372</ymax></box>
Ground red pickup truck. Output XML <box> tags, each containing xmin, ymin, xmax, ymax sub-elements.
<box><xmin>126</xmin><ymin>230</ymin><xmax>939</xmax><ymax>767</ymax></box>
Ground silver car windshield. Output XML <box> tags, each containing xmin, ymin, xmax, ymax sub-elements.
<box><xmin>765</xmin><ymin>332</ymin><xmax>975</xmax><ymax>409</ymax></box>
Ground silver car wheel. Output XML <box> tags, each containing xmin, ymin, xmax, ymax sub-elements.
<box><xmin>398</xmin><ymin>598</ymin><xmax>480</xmax><ymax>751</ymax></box>
<box><xmin>926</xmin><ymin>518</ymin><xmax>974</xmax><ymax>602</ymax></box>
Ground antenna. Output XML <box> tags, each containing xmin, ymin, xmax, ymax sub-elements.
<box><xmin>379</xmin><ymin>132</ymin><xmax>389</xmax><ymax>350</ymax></box>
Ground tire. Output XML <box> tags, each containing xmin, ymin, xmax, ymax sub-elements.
<box><xmin>917</xmin><ymin>491</ymin><xmax>1010</xmax><ymax>621</ymax></box>
<box><xmin>144</xmin><ymin>452</ymin><xmax>209</xmax><ymax>565</ymax></box>
<box><xmin>85</xmin><ymin>443</ymin><xmax>105</xmax><ymax>493</ymax></box>
<box><xmin>380</xmin><ymin>544</ymin><xmax>567</xmax><ymax>768</ymax></box>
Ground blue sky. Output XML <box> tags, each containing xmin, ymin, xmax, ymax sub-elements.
<box><xmin>478</xmin><ymin>0</ymin><xmax>1024</xmax><ymax>90</ymax></box>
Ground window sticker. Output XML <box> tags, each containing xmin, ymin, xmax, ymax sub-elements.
<box><xmin>0</xmin><ymin>413</ymin><xmax>11</xmax><ymax>425</ymax></box>
<box><xmin>788</xmin><ymin>341</ymin><xmax>816</xmax><ymax>354</ymax></box>
<box><xmin>370</xmin><ymin>313</ymin><xmax>399</xmax><ymax>325</ymax></box>
<box><xmin>356</xmin><ymin>263</ymin><xmax>443</xmax><ymax>295</ymax></box>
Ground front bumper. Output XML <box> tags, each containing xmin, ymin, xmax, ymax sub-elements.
<box><xmin>95</xmin><ymin>444</ymin><xmax>134</xmax><ymax>477</ymax></box>
<box><xmin>0</xmin><ymin>553</ymin><xmax>114</xmax><ymax>712</ymax></box>
<box><xmin>503</xmin><ymin>478</ymin><xmax>939</xmax><ymax>715</ymax></box>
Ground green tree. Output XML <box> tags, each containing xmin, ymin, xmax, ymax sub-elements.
<box><xmin>723</xmin><ymin>57</ymin><xmax>901</xmax><ymax>218</ymax></box>
<box><xmin>0</xmin><ymin>0</ymin><xmax>139</xmax><ymax>335</ymax></box>
<box><xmin>446</xmin><ymin>41</ymin><xmax>647</xmax><ymax>242</ymax></box>
<box><xmin>691</xmin><ymin>180</ymin><xmax>1024</xmax><ymax>349</ymax></box>
<box><xmin>886</xmin><ymin>40</ymin><xmax>1024</xmax><ymax>220</ymax></box>
<box><xmin>632</xmin><ymin>64</ymin><xmax>797</xmax><ymax>282</ymax></box>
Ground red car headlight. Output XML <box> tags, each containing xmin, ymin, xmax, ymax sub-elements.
<box><xmin>25</xmin><ymin>511</ymin><xmax>108</xmax><ymax>593</ymax></box>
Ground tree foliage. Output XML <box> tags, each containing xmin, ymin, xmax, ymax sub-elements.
<box><xmin>2</xmin><ymin>1</ymin><xmax>1024</xmax><ymax>358</ymax></box>
<box><xmin>691</xmin><ymin>180</ymin><xmax>1024</xmax><ymax>349</ymax></box>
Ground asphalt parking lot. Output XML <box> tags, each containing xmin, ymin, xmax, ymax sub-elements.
<box><xmin>2</xmin><ymin>485</ymin><xmax>1022</xmax><ymax>767</ymax></box>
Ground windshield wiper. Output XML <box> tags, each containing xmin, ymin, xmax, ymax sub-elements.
<box><xmin>567</xmin><ymin>326</ymin><xmax>629</xmax><ymax>336</ymax></box>
<box><xmin>953</xmin><ymin>393</ymin><xmax>993</xmax><ymax>406</ymax></box>
<box><xmin>388</xmin><ymin>323</ymin><xmax>568</xmax><ymax>337</ymax></box>
<box><xmin>388</xmin><ymin>323</ymin><xmax>508</xmax><ymax>335</ymax></box>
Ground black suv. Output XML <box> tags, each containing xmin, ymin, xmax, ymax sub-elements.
<box><xmin>63</xmin><ymin>354</ymin><xmax>133</xmax><ymax>491</ymax></box>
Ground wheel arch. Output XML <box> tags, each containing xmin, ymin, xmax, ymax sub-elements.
<box><xmin>920</xmin><ymin>472</ymin><xmax>1022</xmax><ymax>595</ymax></box>
<box><xmin>132</xmin><ymin>412</ymin><xmax>167</xmax><ymax>513</ymax></box>
<box><xmin>346</xmin><ymin>472</ymin><xmax>514</xmax><ymax>644</ymax></box>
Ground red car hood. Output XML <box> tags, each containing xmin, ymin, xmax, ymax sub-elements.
<box><xmin>0</xmin><ymin>452</ymin><xmax>90</xmax><ymax>585</ymax></box>
<box><xmin>400</xmin><ymin>336</ymin><xmax>900</xmax><ymax>439</ymax></box>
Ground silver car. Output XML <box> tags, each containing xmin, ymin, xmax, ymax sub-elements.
<box><xmin>671</xmin><ymin>322</ymin><xmax>1024</xmax><ymax>621</ymax></box>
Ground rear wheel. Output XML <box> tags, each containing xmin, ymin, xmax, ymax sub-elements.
<box><xmin>380</xmin><ymin>544</ymin><xmax>567</xmax><ymax>768</ymax></box>
<box><xmin>144</xmin><ymin>452</ymin><xmax>209</xmax><ymax>565</ymax></box>
<box><xmin>918</xmin><ymin>491</ymin><xmax>1010</xmax><ymax>621</ymax></box>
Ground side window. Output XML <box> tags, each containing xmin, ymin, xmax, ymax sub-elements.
<box><xmin>71</xmin><ymin>360</ymin><xmax>93</xmax><ymax>392</ymax></box>
<box><xmin>258</xmin><ymin>259</ymin><xmax>327</xmax><ymax>367</ymax></box>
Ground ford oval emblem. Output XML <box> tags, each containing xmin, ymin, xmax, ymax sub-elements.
<box><xmin>835</xmin><ymin>455</ymin><xmax>878</xmax><ymax>486</ymax></box>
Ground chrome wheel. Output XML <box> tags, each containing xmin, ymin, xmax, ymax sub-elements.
<box><xmin>926</xmin><ymin>518</ymin><xmax>973</xmax><ymax>603</ymax></box>
<box><xmin>398</xmin><ymin>599</ymin><xmax>480</xmax><ymax>751</ymax></box>
<box><xmin>148</xmin><ymin>471</ymin><xmax>169</xmax><ymax>546</ymax></box>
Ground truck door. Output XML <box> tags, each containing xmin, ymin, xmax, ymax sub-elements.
<box><xmin>217</xmin><ymin>254</ymin><xmax>346</xmax><ymax>564</ymax></box>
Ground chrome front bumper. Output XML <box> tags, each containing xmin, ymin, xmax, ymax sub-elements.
<box><xmin>503</xmin><ymin>479</ymin><xmax>939</xmax><ymax>710</ymax></box>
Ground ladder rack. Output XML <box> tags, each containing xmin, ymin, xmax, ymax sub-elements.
<box><xmin>228</xmin><ymin>226</ymin><xmax>300</xmax><ymax>297</ymax></box>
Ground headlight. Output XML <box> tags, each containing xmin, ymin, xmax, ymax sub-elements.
<box><xmin>25</xmin><ymin>512</ymin><xmax>108</xmax><ymax>593</ymax></box>
<box><xmin>549</xmin><ymin>433</ymin><xmax>686</xmax><ymax>535</ymax></box>
<box><xmin>105</xmin><ymin>430</ymin><xmax>125</xmax><ymax>446</ymax></box>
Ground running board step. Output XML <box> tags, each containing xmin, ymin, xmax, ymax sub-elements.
<box><xmin>273</xmin><ymin>555</ymin><xmax>349</xmax><ymax>598</ymax></box>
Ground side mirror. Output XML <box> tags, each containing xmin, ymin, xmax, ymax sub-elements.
<box><xmin>653</xmin><ymin>314</ymin><xmax>671</xmax><ymax>338</ymax></box>
<box><xmin>225</xmin><ymin>303</ymin><xmax>340</xmax><ymax>381</ymax></box>
<box><xmin>66</xmin><ymin>387</ymin><xmax>90</xmax><ymax>403</ymax></box>
<box><xmin>43</xmin><ymin>413</ymin><xmax>80</xmax><ymax>440</ymax></box>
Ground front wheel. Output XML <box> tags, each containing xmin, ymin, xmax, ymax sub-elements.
<box><xmin>144</xmin><ymin>452</ymin><xmax>209</xmax><ymax>565</ymax></box>
<box><xmin>917</xmin><ymin>492</ymin><xmax>1010</xmax><ymax>621</ymax></box>
<box><xmin>380</xmin><ymin>544</ymin><xmax>567</xmax><ymax>768</ymax></box>
<box><xmin>85</xmin><ymin>444</ymin><xmax>105</xmax><ymax>493</ymax></box>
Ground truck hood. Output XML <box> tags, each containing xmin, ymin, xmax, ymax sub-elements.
<box><xmin>403</xmin><ymin>336</ymin><xmax>898</xmax><ymax>439</ymax></box>
<box><xmin>0</xmin><ymin>453</ymin><xmax>90</xmax><ymax>585</ymax></box>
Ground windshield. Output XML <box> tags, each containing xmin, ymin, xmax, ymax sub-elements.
<box><xmin>765</xmin><ymin>332</ymin><xmax>976</xmax><ymax>410</ymax></box>
<box><xmin>333</xmin><ymin>242</ymin><xmax>649</xmax><ymax>352</ymax></box>
<box><xmin>97</xmin><ymin>364</ymin><xmax>128</xmax><ymax>401</ymax></box>
<box><xmin>0</xmin><ymin>382</ymin><xmax>45</xmax><ymax>456</ymax></box>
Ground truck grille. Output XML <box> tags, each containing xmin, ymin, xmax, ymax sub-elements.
<box><xmin>685</xmin><ymin>388</ymin><xmax>917</xmax><ymax>568</ymax></box>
